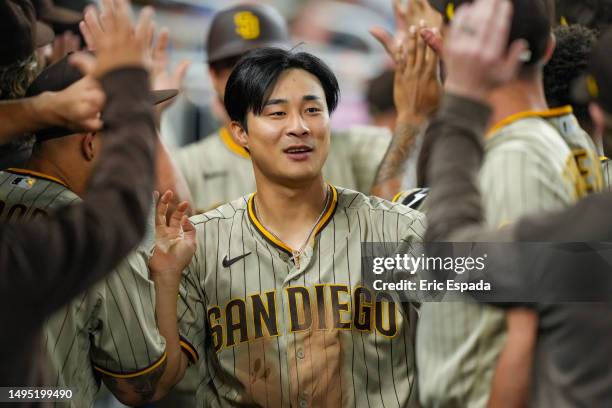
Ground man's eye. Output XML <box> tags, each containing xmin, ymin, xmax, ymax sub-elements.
<box><xmin>269</xmin><ymin>111</ymin><xmax>286</xmax><ymax>117</ymax></box>
<box><xmin>306</xmin><ymin>107</ymin><xmax>321</xmax><ymax>113</ymax></box>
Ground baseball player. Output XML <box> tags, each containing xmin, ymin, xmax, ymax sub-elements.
<box><xmin>1</xmin><ymin>55</ymin><xmax>191</xmax><ymax>408</ymax></box>
<box><xmin>146</xmin><ymin>47</ymin><xmax>426</xmax><ymax>408</ymax></box>
<box><xmin>173</xmin><ymin>3</ymin><xmax>393</xmax><ymax>214</ymax></box>
<box><xmin>415</xmin><ymin>1</ymin><xmax>603</xmax><ymax>407</ymax></box>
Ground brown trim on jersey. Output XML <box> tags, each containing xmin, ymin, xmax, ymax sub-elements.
<box><xmin>247</xmin><ymin>184</ymin><xmax>339</xmax><ymax>256</ymax></box>
<box><xmin>179</xmin><ymin>335</ymin><xmax>199</xmax><ymax>364</ymax></box>
<box><xmin>93</xmin><ymin>351</ymin><xmax>167</xmax><ymax>379</ymax></box>
<box><xmin>6</xmin><ymin>167</ymin><xmax>69</xmax><ymax>188</ymax></box>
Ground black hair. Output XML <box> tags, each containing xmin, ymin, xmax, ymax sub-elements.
<box><xmin>544</xmin><ymin>24</ymin><xmax>597</xmax><ymax>131</ymax></box>
<box><xmin>224</xmin><ymin>47</ymin><xmax>339</xmax><ymax>131</ymax></box>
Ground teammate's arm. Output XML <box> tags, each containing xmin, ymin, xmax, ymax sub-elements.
<box><xmin>149</xmin><ymin>191</ymin><xmax>197</xmax><ymax>398</ymax></box>
<box><xmin>370</xmin><ymin>15</ymin><xmax>441</xmax><ymax>199</ymax></box>
<box><xmin>0</xmin><ymin>77</ymin><xmax>104</xmax><ymax>142</ymax></box>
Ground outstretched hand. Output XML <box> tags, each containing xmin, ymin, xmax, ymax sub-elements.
<box><xmin>443</xmin><ymin>0</ymin><xmax>528</xmax><ymax>102</ymax></box>
<box><xmin>70</xmin><ymin>0</ymin><xmax>155</xmax><ymax>78</ymax></box>
<box><xmin>149</xmin><ymin>190</ymin><xmax>197</xmax><ymax>285</ymax></box>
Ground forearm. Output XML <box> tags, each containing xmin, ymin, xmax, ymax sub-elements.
<box><xmin>156</xmin><ymin>139</ymin><xmax>194</xmax><ymax>216</ymax></box>
<box><xmin>0</xmin><ymin>93</ymin><xmax>60</xmax><ymax>142</ymax></box>
<box><xmin>424</xmin><ymin>94</ymin><xmax>495</xmax><ymax>242</ymax></box>
<box><xmin>488</xmin><ymin>309</ymin><xmax>537</xmax><ymax>408</ymax></box>
<box><xmin>152</xmin><ymin>278</ymin><xmax>188</xmax><ymax>400</ymax></box>
<box><xmin>0</xmin><ymin>68</ymin><xmax>157</xmax><ymax>314</ymax></box>
<box><xmin>371</xmin><ymin>115</ymin><xmax>425</xmax><ymax>199</ymax></box>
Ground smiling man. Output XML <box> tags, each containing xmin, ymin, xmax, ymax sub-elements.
<box><xmin>147</xmin><ymin>47</ymin><xmax>426</xmax><ymax>407</ymax></box>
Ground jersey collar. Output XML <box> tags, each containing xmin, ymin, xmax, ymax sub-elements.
<box><xmin>247</xmin><ymin>184</ymin><xmax>338</xmax><ymax>256</ymax></box>
<box><xmin>6</xmin><ymin>167</ymin><xmax>69</xmax><ymax>188</ymax></box>
<box><xmin>219</xmin><ymin>127</ymin><xmax>250</xmax><ymax>159</ymax></box>
<box><xmin>487</xmin><ymin>105</ymin><xmax>573</xmax><ymax>139</ymax></box>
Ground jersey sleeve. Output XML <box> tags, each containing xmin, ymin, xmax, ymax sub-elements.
<box><xmin>479</xmin><ymin>142</ymin><xmax>576</xmax><ymax>227</ymax></box>
<box><xmin>345</xmin><ymin>127</ymin><xmax>392</xmax><ymax>193</ymax></box>
<box><xmin>89</xmin><ymin>250</ymin><xmax>167</xmax><ymax>378</ymax></box>
<box><xmin>176</xmin><ymin>231</ymin><xmax>206</xmax><ymax>365</ymax></box>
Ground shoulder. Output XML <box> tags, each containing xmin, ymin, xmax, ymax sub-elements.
<box><xmin>336</xmin><ymin>186</ymin><xmax>426</xmax><ymax>229</ymax></box>
<box><xmin>486</xmin><ymin>118</ymin><xmax>572</xmax><ymax>164</ymax></box>
<box><xmin>331</xmin><ymin>125</ymin><xmax>391</xmax><ymax>146</ymax></box>
<box><xmin>189</xmin><ymin>195</ymin><xmax>249</xmax><ymax>227</ymax></box>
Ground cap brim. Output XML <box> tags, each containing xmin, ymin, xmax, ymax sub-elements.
<box><xmin>207</xmin><ymin>40</ymin><xmax>291</xmax><ymax>63</ymax></box>
<box><xmin>35</xmin><ymin>21</ymin><xmax>55</xmax><ymax>48</ymax></box>
<box><xmin>571</xmin><ymin>75</ymin><xmax>594</xmax><ymax>105</ymax></box>
<box><xmin>152</xmin><ymin>89</ymin><xmax>178</xmax><ymax>105</ymax></box>
<box><xmin>41</xmin><ymin>5</ymin><xmax>82</xmax><ymax>25</ymax></box>
<box><xmin>36</xmin><ymin>89</ymin><xmax>179</xmax><ymax>142</ymax></box>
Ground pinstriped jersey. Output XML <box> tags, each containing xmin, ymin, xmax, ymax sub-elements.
<box><xmin>417</xmin><ymin>108</ymin><xmax>591</xmax><ymax>408</ymax></box>
<box><xmin>0</xmin><ymin>169</ymin><xmax>167</xmax><ymax>408</ymax></box>
<box><xmin>174</xmin><ymin>126</ymin><xmax>391</xmax><ymax>213</ymax></box>
<box><xmin>391</xmin><ymin>188</ymin><xmax>429</xmax><ymax>212</ymax></box>
<box><xmin>178</xmin><ymin>185</ymin><xmax>426</xmax><ymax>408</ymax></box>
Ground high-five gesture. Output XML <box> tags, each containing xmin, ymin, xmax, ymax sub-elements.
<box><xmin>443</xmin><ymin>0</ymin><xmax>528</xmax><ymax>102</ymax></box>
<box><xmin>149</xmin><ymin>190</ymin><xmax>196</xmax><ymax>284</ymax></box>
<box><xmin>70</xmin><ymin>0</ymin><xmax>155</xmax><ymax>78</ymax></box>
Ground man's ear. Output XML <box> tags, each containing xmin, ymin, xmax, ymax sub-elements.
<box><xmin>230</xmin><ymin>121</ymin><xmax>249</xmax><ymax>151</ymax></box>
<box><xmin>81</xmin><ymin>132</ymin><xmax>96</xmax><ymax>161</ymax></box>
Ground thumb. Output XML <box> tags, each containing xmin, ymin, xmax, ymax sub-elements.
<box><xmin>69</xmin><ymin>52</ymin><xmax>96</xmax><ymax>75</ymax></box>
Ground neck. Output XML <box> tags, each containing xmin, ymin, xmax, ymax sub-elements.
<box><xmin>254</xmin><ymin>176</ymin><xmax>328</xmax><ymax>250</ymax></box>
<box><xmin>25</xmin><ymin>154</ymin><xmax>83</xmax><ymax>196</ymax></box>
<box><xmin>488</xmin><ymin>73</ymin><xmax>549</xmax><ymax>131</ymax></box>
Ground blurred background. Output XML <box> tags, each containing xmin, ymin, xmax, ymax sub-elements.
<box><xmin>56</xmin><ymin>0</ymin><xmax>400</xmax><ymax>149</ymax></box>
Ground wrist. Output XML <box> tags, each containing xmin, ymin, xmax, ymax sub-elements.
<box><xmin>444</xmin><ymin>80</ymin><xmax>490</xmax><ymax>104</ymax></box>
<box><xmin>396</xmin><ymin>112</ymin><xmax>427</xmax><ymax>125</ymax></box>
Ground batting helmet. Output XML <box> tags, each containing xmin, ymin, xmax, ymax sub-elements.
<box><xmin>206</xmin><ymin>3</ymin><xmax>290</xmax><ymax>64</ymax></box>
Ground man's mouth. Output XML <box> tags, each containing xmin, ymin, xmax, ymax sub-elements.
<box><xmin>284</xmin><ymin>145</ymin><xmax>314</xmax><ymax>161</ymax></box>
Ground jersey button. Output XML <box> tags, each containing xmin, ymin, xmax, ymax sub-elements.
<box><xmin>296</xmin><ymin>348</ymin><xmax>305</xmax><ymax>359</ymax></box>
<box><xmin>299</xmin><ymin>398</ymin><xmax>308</xmax><ymax>408</ymax></box>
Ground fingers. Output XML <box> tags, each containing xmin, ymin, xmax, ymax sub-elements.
<box><xmin>156</xmin><ymin>190</ymin><xmax>173</xmax><ymax>226</ymax></box>
<box><xmin>181</xmin><ymin>216</ymin><xmax>195</xmax><ymax>234</ymax></box>
<box><xmin>485</xmin><ymin>0</ymin><xmax>513</xmax><ymax>59</ymax></box>
<box><xmin>69</xmin><ymin>52</ymin><xmax>96</xmax><ymax>75</ymax></box>
<box><xmin>135</xmin><ymin>6</ymin><xmax>155</xmax><ymax>45</ymax></box>
<box><xmin>154</xmin><ymin>28</ymin><xmax>170</xmax><ymax>61</ymax></box>
<box><xmin>83</xmin><ymin>6</ymin><xmax>104</xmax><ymax>48</ymax></box>
<box><xmin>414</xmin><ymin>24</ymin><xmax>428</xmax><ymax>74</ymax></box>
<box><xmin>405</xmin><ymin>25</ymin><xmax>418</xmax><ymax>71</ymax></box>
<box><xmin>113</xmin><ymin>0</ymin><xmax>133</xmax><ymax>34</ymax></box>
<box><xmin>421</xmin><ymin>28</ymin><xmax>443</xmax><ymax>54</ymax></box>
<box><xmin>173</xmin><ymin>60</ymin><xmax>191</xmax><ymax>88</ymax></box>
<box><xmin>99</xmin><ymin>0</ymin><xmax>117</xmax><ymax>34</ymax></box>
<box><xmin>370</xmin><ymin>27</ymin><xmax>397</xmax><ymax>59</ymax></box>
<box><xmin>169</xmin><ymin>201</ymin><xmax>189</xmax><ymax>229</ymax></box>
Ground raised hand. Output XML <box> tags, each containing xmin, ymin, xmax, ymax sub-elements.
<box><xmin>149</xmin><ymin>191</ymin><xmax>197</xmax><ymax>285</ymax></box>
<box><xmin>443</xmin><ymin>0</ymin><xmax>528</xmax><ymax>102</ymax></box>
<box><xmin>395</xmin><ymin>24</ymin><xmax>441</xmax><ymax>121</ymax></box>
<box><xmin>370</xmin><ymin>0</ymin><xmax>442</xmax><ymax>65</ymax></box>
<box><xmin>151</xmin><ymin>28</ymin><xmax>191</xmax><ymax>112</ymax></box>
<box><xmin>53</xmin><ymin>76</ymin><xmax>105</xmax><ymax>131</ymax></box>
<box><xmin>70</xmin><ymin>0</ymin><xmax>155</xmax><ymax>78</ymax></box>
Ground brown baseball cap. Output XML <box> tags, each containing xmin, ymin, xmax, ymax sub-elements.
<box><xmin>573</xmin><ymin>28</ymin><xmax>612</xmax><ymax>115</ymax></box>
<box><xmin>26</xmin><ymin>53</ymin><xmax>178</xmax><ymax>141</ymax></box>
<box><xmin>428</xmin><ymin>0</ymin><xmax>551</xmax><ymax>65</ymax></box>
<box><xmin>206</xmin><ymin>3</ymin><xmax>290</xmax><ymax>64</ymax></box>
<box><xmin>0</xmin><ymin>0</ymin><xmax>54</xmax><ymax>65</ymax></box>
